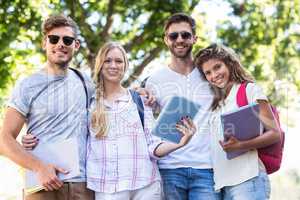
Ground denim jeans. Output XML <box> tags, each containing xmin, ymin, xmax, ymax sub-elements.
<box><xmin>160</xmin><ymin>168</ymin><xmax>221</xmax><ymax>200</ymax></box>
<box><xmin>222</xmin><ymin>172</ymin><xmax>271</xmax><ymax>200</ymax></box>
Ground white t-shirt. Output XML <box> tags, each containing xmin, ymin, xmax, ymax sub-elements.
<box><xmin>146</xmin><ymin>66</ymin><xmax>214</xmax><ymax>169</ymax></box>
<box><xmin>209</xmin><ymin>82</ymin><xmax>268</xmax><ymax>190</ymax></box>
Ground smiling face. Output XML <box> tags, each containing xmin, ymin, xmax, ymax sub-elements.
<box><xmin>43</xmin><ymin>26</ymin><xmax>80</xmax><ymax>68</ymax></box>
<box><xmin>164</xmin><ymin>22</ymin><xmax>196</xmax><ymax>58</ymax></box>
<box><xmin>201</xmin><ymin>59</ymin><xmax>231</xmax><ymax>89</ymax></box>
<box><xmin>101</xmin><ymin>47</ymin><xmax>126</xmax><ymax>84</ymax></box>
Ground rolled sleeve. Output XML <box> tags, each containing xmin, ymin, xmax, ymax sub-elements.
<box><xmin>246</xmin><ymin>82</ymin><xmax>268</xmax><ymax>103</ymax></box>
<box><xmin>7</xmin><ymin>79</ymin><xmax>30</xmax><ymax>117</ymax></box>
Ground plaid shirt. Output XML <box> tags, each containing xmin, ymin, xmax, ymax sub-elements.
<box><xmin>86</xmin><ymin>91</ymin><xmax>162</xmax><ymax>193</ymax></box>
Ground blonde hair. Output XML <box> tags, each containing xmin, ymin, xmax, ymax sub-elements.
<box><xmin>195</xmin><ymin>43</ymin><xmax>254</xmax><ymax>111</ymax></box>
<box><xmin>91</xmin><ymin>42</ymin><xmax>129</xmax><ymax>138</ymax></box>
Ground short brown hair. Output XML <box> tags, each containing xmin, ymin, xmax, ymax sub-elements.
<box><xmin>164</xmin><ymin>13</ymin><xmax>196</xmax><ymax>34</ymax></box>
<box><xmin>42</xmin><ymin>14</ymin><xmax>78</xmax><ymax>37</ymax></box>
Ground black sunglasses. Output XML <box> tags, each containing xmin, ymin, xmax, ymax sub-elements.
<box><xmin>167</xmin><ymin>31</ymin><xmax>192</xmax><ymax>41</ymax></box>
<box><xmin>47</xmin><ymin>35</ymin><xmax>76</xmax><ymax>46</ymax></box>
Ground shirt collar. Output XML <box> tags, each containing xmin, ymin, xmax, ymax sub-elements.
<box><xmin>103</xmin><ymin>90</ymin><xmax>131</xmax><ymax>109</ymax></box>
<box><xmin>167</xmin><ymin>66</ymin><xmax>200</xmax><ymax>78</ymax></box>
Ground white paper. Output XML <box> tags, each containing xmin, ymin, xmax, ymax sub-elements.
<box><xmin>24</xmin><ymin>137</ymin><xmax>80</xmax><ymax>194</ymax></box>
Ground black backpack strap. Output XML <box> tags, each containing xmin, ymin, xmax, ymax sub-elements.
<box><xmin>69</xmin><ymin>68</ymin><xmax>89</xmax><ymax>109</ymax></box>
<box><xmin>140</xmin><ymin>77</ymin><xmax>149</xmax><ymax>88</ymax></box>
<box><xmin>70</xmin><ymin>68</ymin><xmax>91</xmax><ymax>135</ymax></box>
<box><xmin>28</xmin><ymin>68</ymin><xmax>89</xmax><ymax>114</ymax></box>
<box><xmin>129</xmin><ymin>89</ymin><xmax>145</xmax><ymax>130</ymax></box>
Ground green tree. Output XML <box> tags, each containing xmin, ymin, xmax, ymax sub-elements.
<box><xmin>0</xmin><ymin>0</ymin><xmax>41</xmax><ymax>91</ymax></box>
<box><xmin>0</xmin><ymin>0</ymin><xmax>199</xmax><ymax>93</ymax></box>
<box><xmin>0</xmin><ymin>0</ymin><xmax>299</xmax><ymax>106</ymax></box>
<box><xmin>47</xmin><ymin>0</ymin><xmax>199</xmax><ymax>86</ymax></box>
<box><xmin>216</xmin><ymin>0</ymin><xmax>300</xmax><ymax>107</ymax></box>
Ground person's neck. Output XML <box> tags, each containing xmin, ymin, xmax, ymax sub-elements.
<box><xmin>223</xmin><ymin>81</ymin><xmax>234</xmax><ymax>98</ymax></box>
<box><xmin>169</xmin><ymin>54</ymin><xmax>194</xmax><ymax>75</ymax></box>
<box><xmin>104</xmin><ymin>82</ymin><xmax>126</xmax><ymax>102</ymax></box>
<box><xmin>44</xmin><ymin>61</ymin><xmax>68</xmax><ymax>76</ymax></box>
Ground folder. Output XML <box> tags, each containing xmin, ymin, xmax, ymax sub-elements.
<box><xmin>221</xmin><ymin>103</ymin><xmax>260</xmax><ymax>159</ymax></box>
<box><xmin>151</xmin><ymin>96</ymin><xmax>201</xmax><ymax>143</ymax></box>
<box><xmin>24</xmin><ymin>137</ymin><xmax>80</xmax><ymax>195</ymax></box>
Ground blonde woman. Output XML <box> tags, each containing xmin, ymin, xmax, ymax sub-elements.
<box><xmin>85</xmin><ymin>42</ymin><xmax>195</xmax><ymax>200</ymax></box>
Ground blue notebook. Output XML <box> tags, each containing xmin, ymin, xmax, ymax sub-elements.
<box><xmin>151</xmin><ymin>96</ymin><xmax>201</xmax><ymax>143</ymax></box>
<box><xmin>221</xmin><ymin>103</ymin><xmax>260</xmax><ymax>159</ymax></box>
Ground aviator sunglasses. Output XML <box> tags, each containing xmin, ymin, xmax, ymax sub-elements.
<box><xmin>47</xmin><ymin>35</ymin><xmax>76</xmax><ymax>46</ymax></box>
<box><xmin>167</xmin><ymin>31</ymin><xmax>192</xmax><ymax>41</ymax></box>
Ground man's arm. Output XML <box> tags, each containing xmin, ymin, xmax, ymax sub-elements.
<box><xmin>0</xmin><ymin>107</ymin><xmax>67</xmax><ymax>191</ymax></box>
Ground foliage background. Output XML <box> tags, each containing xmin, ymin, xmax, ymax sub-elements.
<box><xmin>0</xmin><ymin>0</ymin><xmax>299</xmax><ymax>199</ymax></box>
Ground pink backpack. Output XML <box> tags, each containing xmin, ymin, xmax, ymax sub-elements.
<box><xmin>236</xmin><ymin>82</ymin><xmax>285</xmax><ymax>174</ymax></box>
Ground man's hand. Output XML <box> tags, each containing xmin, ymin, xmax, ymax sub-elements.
<box><xmin>0</xmin><ymin>107</ymin><xmax>68</xmax><ymax>192</ymax></box>
<box><xmin>36</xmin><ymin>163</ymin><xmax>69</xmax><ymax>191</ymax></box>
<box><xmin>21</xmin><ymin>133</ymin><xmax>38</xmax><ymax>151</ymax></box>
<box><xmin>134</xmin><ymin>87</ymin><xmax>156</xmax><ymax>106</ymax></box>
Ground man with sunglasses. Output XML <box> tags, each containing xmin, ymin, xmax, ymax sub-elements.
<box><xmin>0</xmin><ymin>14</ymin><xmax>94</xmax><ymax>199</ymax></box>
<box><xmin>145</xmin><ymin>13</ymin><xmax>221</xmax><ymax>199</ymax></box>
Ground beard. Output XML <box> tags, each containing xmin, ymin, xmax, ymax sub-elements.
<box><xmin>47</xmin><ymin>48</ymin><xmax>73</xmax><ymax>69</ymax></box>
<box><xmin>50</xmin><ymin>55</ymin><xmax>73</xmax><ymax>69</ymax></box>
<box><xmin>54</xmin><ymin>59</ymin><xmax>71</xmax><ymax>69</ymax></box>
<box><xmin>169</xmin><ymin>43</ymin><xmax>193</xmax><ymax>59</ymax></box>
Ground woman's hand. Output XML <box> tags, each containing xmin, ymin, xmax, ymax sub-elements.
<box><xmin>21</xmin><ymin>133</ymin><xmax>39</xmax><ymax>150</ymax></box>
<box><xmin>176</xmin><ymin>116</ymin><xmax>196</xmax><ymax>147</ymax></box>
<box><xmin>219</xmin><ymin>136</ymin><xmax>243</xmax><ymax>152</ymax></box>
<box><xmin>153</xmin><ymin>116</ymin><xmax>196</xmax><ymax>157</ymax></box>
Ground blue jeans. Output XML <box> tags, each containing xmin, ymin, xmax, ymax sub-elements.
<box><xmin>222</xmin><ymin>172</ymin><xmax>271</xmax><ymax>200</ymax></box>
<box><xmin>160</xmin><ymin>168</ymin><xmax>221</xmax><ymax>200</ymax></box>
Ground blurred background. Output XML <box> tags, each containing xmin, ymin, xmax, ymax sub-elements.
<box><xmin>0</xmin><ymin>0</ymin><xmax>299</xmax><ymax>199</ymax></box>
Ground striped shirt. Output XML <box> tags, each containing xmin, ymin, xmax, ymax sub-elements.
<box><xmin>86</xmin><ymin>90</ymin><xmax>162</xmax><ymax>193</ymax></box>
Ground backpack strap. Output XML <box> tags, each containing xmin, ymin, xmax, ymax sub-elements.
<box><xmin>129</xmin><ymin>89</ymin><xmax>145</xmax><ymax>129</ymax></box>
<box><xmin>69</xmin><ymin>68</ymin><xmax>89</xmax><ymax>109</ymax></box>
<box><xmin>236</xmin><ymin>82</ymin><xmax>249</xmax><ymax>107</ymax></box>
<box><xmin>28</xmin><ymin>68</ymin><xmax>89</xmax><ymax>113</ymax></box>
<box><xmin>69</xmin><ymin>68</ymin><xmax>90</xmax><ymax>135</ymax></box>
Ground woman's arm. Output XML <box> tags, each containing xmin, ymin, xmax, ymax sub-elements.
<box><xmin>220</xmin><ymin>100</ymin><xmax>281</xmax><ymax>152</ymax></box>
<box><xmin>142</xmin><ymin>98</ymin><xmax>195</xmax><ymax>158</ymax></box>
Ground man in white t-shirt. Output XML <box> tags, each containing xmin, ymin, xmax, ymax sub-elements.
<box><xmin>145</xmin><ymin>13</ymin><xmax>221</xmax><ymax>199</ymax></box>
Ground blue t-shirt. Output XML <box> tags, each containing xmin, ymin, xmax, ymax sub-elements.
<box><xmin>8</xmin><ymin>68</ymin><xmax>95</xmax><ymax>182</ymax></box>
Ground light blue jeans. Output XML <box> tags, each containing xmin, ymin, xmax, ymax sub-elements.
<box><xmin>160</xmin><ymin>168</ymin><xmax>221</xmax><ymax>200</ymax></box>
<box><xmin>222</xmin><ymin>171</ymin><xmax>271</xmax><ymax>200</ymax></box>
